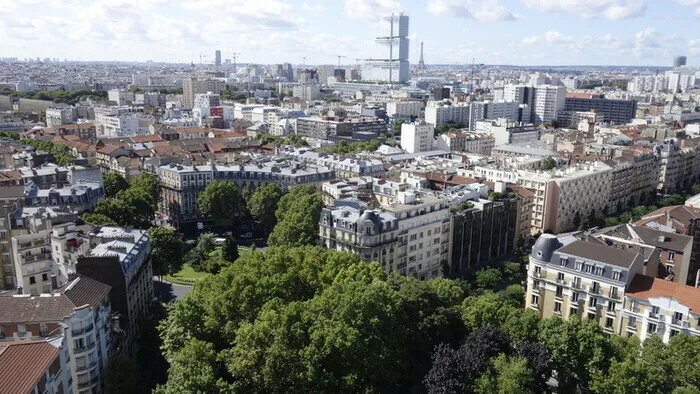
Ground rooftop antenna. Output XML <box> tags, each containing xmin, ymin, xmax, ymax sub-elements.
<box><xmin>337</xmin><ymin>55</ymin><xmax>346</xmax><ymax>68</ymax></box>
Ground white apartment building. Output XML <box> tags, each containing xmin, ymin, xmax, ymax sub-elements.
<box><xmin>425</xmin><ymin>100</ymin><xmax>471</xmax><ymax>126</ymax></box>
<box><xmin>45</xmin><ymin>107</ymin><xmax>75</xmax><ymax>128</ymax></box>
<box><xmin>11</xmin><ymin>231</ymin><xmax>54</xmax><ymax>295</ymax></box>
<box><xmin>320</xmin><ymin>191</ymin><xmax>450</xmax><ymax>279</ymax></box>
<box><xmin>251</xmin><ymin>106</ymin><xmax>280</xmax><ymax>124</ymax></box>
<box><xmin>107</xmin><ymin>89</ymin><xmax>135</xmax><ymax>106</ymax></box>
<box><xmin>532</xmin><ymin>85</ymin><xmax>566</xmax><ymax>125</ymax></box>
<box><xmin>436</xmin><ymin>132</ymin><xmax>495</xmax><ymax>155</ymax></box>
<box><xmin>386</xmin><ymin>100</ymin><xmax>423</xmax><ymax>118</ymax></box>
<box><xmin>401</xmin><ymin>122</ymin><xmax>434</xmax><ymax>153</ymax></box>
<box><xmin>517</xmin><ymin>163</ymin><xmax>613</xmax><ymax>234</ymax></box>
<box><xmin>233</xmin><ymin>104</ymin><xmax>266</xmax><ymax>121</ymax></box>
<box><xmin>468</xmin><ymin>101</ymin><xmax>524</xmax><ymax>129</ymax></box>
<box><xmin>0</xmin><ymin>275</ymin><xmax>113</xmax><ymax>394</ymax></box>
<box><xmin>292</xmin><ymin>84</ymin><xmax>321</xmax><ymax>101</ymax></box>
<box><xmin>95</xmin><ymin>113</ymin><xmax>153</xmax><ymax>137</ymax></box>
<box><xmin>193</xmin><ymin>92</ymin><xmax>221</xmax><ymax>109</ymax></box>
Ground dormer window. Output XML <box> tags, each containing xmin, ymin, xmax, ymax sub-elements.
<box><xmin>560</xmin><ymin>258</ymin><xmax>568</xmax><ymax>267</ymax></box>
<box><xmin>612</xmin><ymin>271</ymin><xmax>621</xmax><ymax>281</ymax></box>
<box><xmin>595</xmin><ymin>267</ymin><xmax>603</xmax><ymax>276</ymax></box>
<box><xmin>575</xmin><ymin>262</ymin><xmax>583</xmax><ymax>270</ymax></box>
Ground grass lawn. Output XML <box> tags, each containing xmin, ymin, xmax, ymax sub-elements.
<box><xmin>165</xmin><ymin>264</ymin><xmax>211</xmax><ymax>285</ymax></box>
<box><xmin>165</xmin><ymin>246</ymin><xmax>256</xmax><ymax>286</ymax></box>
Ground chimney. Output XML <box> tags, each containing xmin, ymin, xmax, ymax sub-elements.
<box><xmin>658</xmin><ymin>235</ymin><xmax>666</xmax><ymax>243</ymax></box>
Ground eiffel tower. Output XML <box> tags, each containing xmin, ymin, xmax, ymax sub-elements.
<box><xmin>418</xmin><ymin>41</ymin><xmax>426</xmax><ymax>70</ymax></box>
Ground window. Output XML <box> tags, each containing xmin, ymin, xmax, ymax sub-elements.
<box><xmin>651</xmin><ymin>306</ymin><xmax>660</xmax><ymax>316</ymax></box>
<box><xmin>668</xmin><ymin>251</ymin><xmax>675</xmax><ymax>260</ymax></box>
<box><xmin>647</xmin><ymin>323</ymin><xmax>657</xmax><ymax>334</ymax></box>
<box><xmin>589</xmin><ymin>297</ymin><xmax>598</xmax><ymax>307</ymax></box>
<box><xmin>594</xmin><ymin>267</ymin><xmax>604</xmax><ymax>276</ymax></box>
<box><xmin>585</xmin><ymin>264</ymin><xmax>592</xmax><ymax>273</ymax></box>
<box><xmin>41</xmin><ymin>273</ymin><xmax>48</xmax><ymax>281</ymax></box>
<box><xmin>29</xmin><ymin>276</ymin><xmax>36</xmax><ymax>285</ymax></box>
<box><xmin>560</xmin><ymin>258</ymin><xmax>568</xmax><ymax>266</ymax></box>
<box><xmin>674</xmin><ymin>312</ymin><xmax>684</xmax><ymax>322</ymax></box>
<box><xmin>534</xmin><ymin>265</ymin><xmax>541</xmax><ymax>275</ymax></box>
<box><xmin>557</xmin><ymin>272</ymin><xmax>565</xmax><ymax>282</ymax></box>
<box><xmin>555</xmin><ymin>286</ymin><xmax>563</xmax><ymax>297</ymax></box>
<box><xmin>606</xmin><ymin>317</ymin><xmax>614</xmax><ymax>328</ymax></box>
<box><xmin>533</xmin><ymin>279</ymin><xmax>540</xmax><ymax>289</ymax></box>
<box><xmin>570</xmin><ymin>307</ymin><xmax>578</xmax><ymax>317</ymax></box>
<box><xmin>628</xmin><ymin>317</ymin><xmax>637</xmax><ymax>327</ymax></box>
<box><xmin>572</xmin><ymin>292</ymin><xmax>580</xmax><ymax>302</ymax></box>
<box><xmin>575</xmin><ymin>261</ymin><xmax>583</xmax><ymax>270</ymax></box>
<box><xmin>588</xmin><ymin>312</ymin><xmax>596</xmax><ymax>320</ymax></box>
<box><xmin>670</xmin><ymin>329</ymin><xmax>680</xmax><ymax>337</ymax></box>
<box><xmin>608</xmin><ymin>302</ymin><xmax>616</xmax><ymax>312</ymax></box>
<box><xmin>612</xmin><ymin>271</ymin><xmax>621</xmax><ymax>281</ymax></box>
<box><xmin>531</xmin><ymin>294</ymin><xmax>539</xmax><ymax>306</ymax></box>
<box><xmin>17</xmin><ymin>324</ymin><xmax>26</xmax><ymax>335</ymax></box>
<box><xmin>554</xmin><ymin>301</ymin><xmax>562</xmax><ymax>313</ymax></box>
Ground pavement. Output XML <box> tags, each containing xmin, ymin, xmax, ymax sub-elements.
<box><xmin>153</xmin><ymin>278</ymin><xmax>193</xmax><ymax>302</ymax></box>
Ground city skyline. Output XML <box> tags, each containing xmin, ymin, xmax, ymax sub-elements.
<box><xmin>1</xmin><ymin>0</ymin><xmax>700</xmax><ymax>67</ymax></box>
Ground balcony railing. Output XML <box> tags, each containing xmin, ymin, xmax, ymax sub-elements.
<box><xmin>75</xmin><ymin>359</ymin><xmax>98</xmax><ymax>373</ymax></box>
<box><xmin>588</xmin><ymin>286</ymin><xmax>601</xmax><ymax>295</ymax></box>
<box><xmin>71</xmin><ymin>323</ymin><xmax>94</xmax><ymax>336</ymax></box>
<box><xmin>74</xmin><ymin>341</ymin><xmax>96</xmax><ymax>353</ymax></box>
<box><xmin>671</xmin><ymin>318</ymin><xmax>689</xmax><ymax>328</ymax></box>
<box><xmin>570</xmin><ymin>281</ymin><xmax>581</xmax><ymax>289</ymax></box>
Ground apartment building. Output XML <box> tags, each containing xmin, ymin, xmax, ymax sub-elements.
<box><xmin>622</xmin><ymin>275</ymin><xmax>700</xmax><ymax>343</ymax></box>
<box><xmin>655</xmin><ymin>139</ymin><xmax>700</xmax><ymax>194</ymax></box>
<box><xmin>158</xmin><ymin>161</ymin><xmax>334</xmax><ymax>230</ymax></box>
<box><xmin>320</xmin><ymin>191</ymin><xmax>450</xmax><ymax>279</ymax></box>
<box><xmin>517</xmin><ymin>163</ymin><xmax>612</xmax><ymax>234</ymax></box>
<box><xmin>563</xmin><ymin>95</ymin><xmax>637</xmax><ymax>125</ymax></box>
<box><xmin>637</xmin><ymin>205</ymin><xmax>700</xmax><ymax>286</ymax></box>
<box><xmin>12</xmin><ymin>231</ymin><xmax>55</xmax><ymax>294</ymax></box>
<box><xmin>0</xmin><ymin>275</ymin><xmax>112</xmax><ymax>393</ymax></box>
<box><xmin>24</xmin><ymin>180</ymin><xmax>104</xmax><ymax>213</ymax></box>
<box><xmin>424</xmin><ymin>100</ymin><xmax>470</xmax><ymax>126</ymax></box>
<box><xmin>526</xmin><ymin>234</ymin><xmax>645</xmax><ymax>334</ymax></box>
<box><xmin>77</xmin><ymin>226</ymin><xmax>152</xmax><ymax>357</ymax></box>
<box><xmin>447</xmin><ymin>198</ymin><xmax>519</xmax><ymax>277</ymax></box>
<box><xmin>468</xmin><ymin>101</ymin><xmax>524</xmax><ymax>129</ymax></box>
<box><xmin>182</xmin><ymin>77</ymin><xmax>224</xmax><ymax>108</ymax></box>
<box><xmin>596</xmin><ymin>224</ymin><xmax>693</xmax><ymax>286</ymax></box>
<box><xmin>401</xmin><ymin>122</ymin><xmax>434</xmax><ymax>153</ymax></box>
<box><xmin>0</xmin><ymin>189</ymin><xmax>23</xmax><ymax>290</ymax></box>
<box><xmin>603</xmin><ymin>152</ymin><xmax>660</xmax><ymax>214</ymax></box>
<box><xmin>386</xmin><ymin>100</ymin><xmax>423</xmax><ymax>118</ymax></box>
<box><xmin>45</xmin><ymin>106</ymin><xmax>75</xmax><ymax>128</ymax></box>
<box><xmin>296</xmin><ymin>117</ymin><xmax>386</xmax><ymax>141</ymax></box>
<box><xmin>193</xmin><ymin>92</ymin><xmax>221</xmax><ymax>109</ymax></box>
<box><xmin>527</xmin><ymin>234</ymin><xmax>700</xmax><ymax>343</ymax></box>
<box><xmin>0</xmin><ymin>340</ymin><xmax>71</xmax><ymax>394</ymax></box>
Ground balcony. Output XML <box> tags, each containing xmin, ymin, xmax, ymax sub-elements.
<box><xmin>74</xmin><ymin>341</ymin><xmax>96</xmax><ymax>353</ymax></box>
<box><xmin>570</xmin><ymin>281</ymin><xmax>581</xmax><ymax>289</ymax></box>
<box><xmin>555</xmin><ymin>278</ymin><xmax>565</xmax><ymax>284</ymax></box>
<box><xmin>71</xmin><ymin>323</ymin><xmax>94</xmax><ymax>336</ymax></box>
<box><xmin>672</xmin><ymin>318</ymin><xmax>689</xmax><ymax>328</ymax></box>
<box><xmin>588</xmin><ymin>286</ymin><xmax>601</xmax><ymax>295</ymax></box>
<box><xmin>75</xmin><ymin>359</ymin><xmax>98</xmax><ymax>373</ymax></box>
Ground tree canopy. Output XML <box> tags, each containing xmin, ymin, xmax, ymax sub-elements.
<box><xmin>103</xmin><ymin>172</ymin><xmax>129</xmax><ymax>199</ymax></box>
<box><xmin>197</xmin><ymin>181</ymin><xmax>244</xmax><ymax>227</ymax></box>
<box><xmin>268</xmin><ymin>185</ymin><xmax>324</xmax><ymax>247</ymax></box>
<box><xmin>247</xmin><ymin>183</ymin><xmax>283</xmax><ymax>232</ymax></box>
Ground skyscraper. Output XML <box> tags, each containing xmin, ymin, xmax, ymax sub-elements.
<box><xmin>363</xmin><ymin>13</ymin><xmax>409</xmax><ymax>83</ymax></box>
<box><xmin>215</xmin><ymin>50</ymin><xmax>222</xmax><ymax>67</ymax></box>
<box><xmin>674</xmin><ymin>56</ymin><xmax>687</xmax><ymax>68</ymax></box>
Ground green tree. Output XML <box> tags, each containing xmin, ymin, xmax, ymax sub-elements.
<box><xmin>541</xmin><ymin>157</ymin><xmax>557</xmax><ymax>170</ymax></box>
<box><xmin>475</xmin><ymin>354</ymin><xmax>535</xmax><ymax>394</ymax></box>
<box><xmin>104</xmin><ymin>355</ymin><xmax>141</xmax><ymax>394</ymax></box>
<box><xmin>247</xmin><ymin>183</ymin><xmax>283</xmax><ymax>232</ymax></box>
<box><xmin>148</xmin><ymin>227</ymin><xmax>184</xmax><ymax>277</ymax></box>
<box><xmin>475</xmin><ymin>268</ymin><xmax>503</xmax><ymax>290</ymax></box>
<box><xmin>268</xmin><ymin>185</ymin><xmax>323</xmax><ymax>247</ymax></box>
<box><xmin>197</xmin><ymin>181</ymin><xmax>243</xmax><ymax>227</ymax></box>
<box><xmin>103</xmin><ymin>172</ymin><xmax>129</xmax><ymax>199</ymax></box>
<box><xmin>221</xmin><ymin>236</ymin><xmax>239</xmax><ymax>262</ymax></box>
<box><xmin>130</xmin><ymin>173</ymin><xmax>160</xmax><ymax>206</ymax></box>
<box><xmin>159</xmin><ymin>339</ymin><xmax>229</xmax><ymax>394</ymax></box>
<box><xmin>81</xmin><ymin>213</ymin><xmax>116</xmax><ymax>226</ymax></box>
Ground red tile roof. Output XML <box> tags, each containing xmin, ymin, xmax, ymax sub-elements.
<box><xmin>626</xmin><ymin>274</ymin><xmax>700</xmax><ymax>313</ymax></box>
<box><xmin>0</xmin><ymin>340</ymin><xmax>59</xmax><ymax>394</ymax></box>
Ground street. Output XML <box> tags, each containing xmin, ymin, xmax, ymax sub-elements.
<box><xmin>153</xmin><ymin>278</ymin><xmax>193</xmax><ymax>302</ymax></box>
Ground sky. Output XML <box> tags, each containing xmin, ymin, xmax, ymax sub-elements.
<box><xmin>1</xmin><ymin>0</ymin><xmax>700</xmax><ymax>66</ymax></box>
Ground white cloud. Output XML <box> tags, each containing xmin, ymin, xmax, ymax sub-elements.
<box><xmin>344</xmin><ymin>0</ymin><xmax>403</xmax><ymax>21</ymax></box>
<box><xmin>675</xmin><ymin>0</ymin><xmax>700</xmax><ymax>16</ymax></box>
<box><xmin>544</xmin><ymin>31</ymin><xmax>573</xmax><ymax>44</ymax></box>
<box><xmin>520</xmin><ymin>0</ymin><xmax>646</xmax><ymax>20</ymax></box>
<box><xmin>427</xmin><ymin>0</ymin><xmax>521</xmax><ymax>21</ymax></box>
<box><xmin>522</xmin><ymin>35</ymin><xmax>540</xmax><ymax>45</ymax></box>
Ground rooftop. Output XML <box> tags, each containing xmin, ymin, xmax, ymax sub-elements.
<box><xmin>0</xmin><ymin>341</ymin><xmax>60</xmax><ymax>394</ymax></box>
<box><xmin>626</xmin><ymin>274</ymin><xmax>700</xmax><ymax>313</ymax></box>
<box><xmin>557</xmin><ymin>240</ymin><xmax>643</xmax><ymax>269</ymax></box>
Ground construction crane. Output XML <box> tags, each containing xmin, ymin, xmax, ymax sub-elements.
<box><xmin>232</xmin><ymin>53</ymin><xmax>240</xmax><ymax>74</ymax></box>
<box><xmin>337</xmin><ymin>55</ymin><xmax>346</xmax><ymax>68</ymax></box>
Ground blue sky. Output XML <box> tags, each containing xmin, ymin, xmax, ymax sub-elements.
<box><xmin>1</xmin><ymin>0</ymin><xmax>699</xmax><ymax>66</ymax></box>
